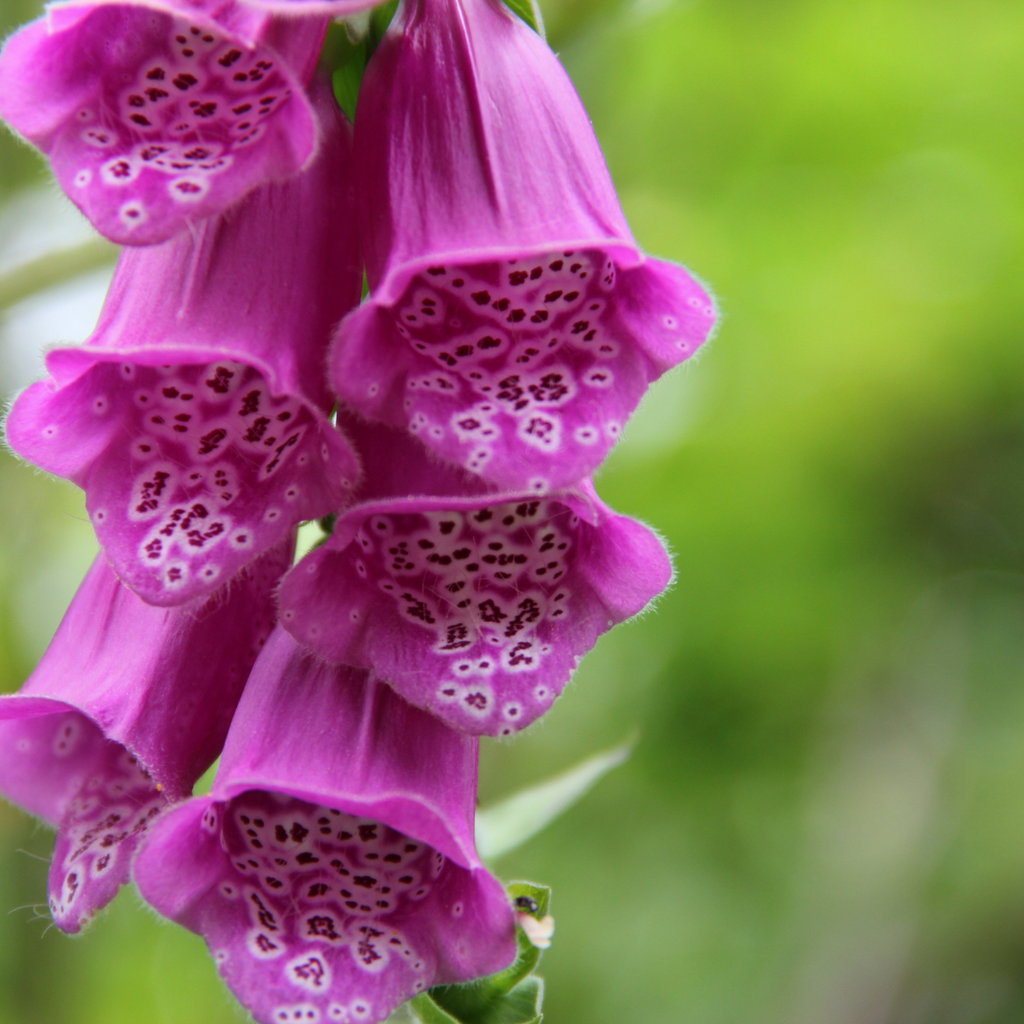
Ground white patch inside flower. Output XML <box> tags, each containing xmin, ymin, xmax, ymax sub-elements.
<box><xmin>388</xmin><ymin>249</ymin><xmax>639</xmax><ymax>473</ymax></box>
<box><xmin>287</xmin><ymin>952</ymin><xmax>332</xmax><ymax>993</ymax></box>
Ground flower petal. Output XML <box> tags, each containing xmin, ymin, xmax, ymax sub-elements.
<box><xmin>333</xmin><ymin>0</ymin><xmax>716</xmax><ymax>490</ymax></box>
<box><xmin>0</xmin><ymin>1</ymin><xmax>325</xmax><ymax>244</ymax></box>
<box><xmin>135</xmin><ymin>630</ymin><xmax>516</xmax><ymax>1024</ymax></box>
<box><xmin>5</xmin><ymin>81</ymin><xmax>360</xmax><ymax>605</ymax></box>
<box><xmin>279</xmin><ymin>450</ymin><xmax>672</xmax><ymax>736</ymax></box>
<box><xmin>0</xmin><ymin>543</ymin><xmax>291</xmax><ymax>931</ymax></box>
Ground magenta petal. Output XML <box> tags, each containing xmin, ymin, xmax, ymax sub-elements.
<box><xmin>279</xmin><ymin>467</ymin><xmax>672</xmax><ymax>736</ymax></box>
<box><xmin>0</xmin><ymin>544</ymin><xmax>290</xmax><ymax>932</ymax></box>
<box><xmin>332</xmin><ymin>0</ymin><xmax>716</xmax><ymax>491</ymax></box>
<box><xmin>240</xmin><ymin>0</ymin><xmax>380</xmax><ymax>15</ymax></box>
<box><xmin>134</xmin><ymin>629</ymin><xmax>516</xmax><ymax>1024</ymax></box>
<box><xmin>0</xmin><ymin>1</ymin><xmax>326</xmax><ymax>244</ymax></box>
<box><xmin>5</xmin><ymin>84</ymin><xmax>360</xmax><ymax>606</ymax></box>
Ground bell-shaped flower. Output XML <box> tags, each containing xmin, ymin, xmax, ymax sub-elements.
<box><xmin>0</xmin><ymin>0</ymin><xmax>328</xmax><ymax>244</ymax></box>
<box><xmin>134</xmin><ymin>627</ymin><xmax>516</xmax><ymax>1024</ymax></box>
<box><xmin>0</xmin><ymin>541</ymin><xmax>291</xmax><ymax>933</ymax></box>
<box><xmin>278</xmin><ymin>420</ymin><xmax>672</xmax><ymax>736</ymax></box>
<box><xmin>331</xmin><ymin>0</ymin><xmax>717</xmax><ymax>494</ymax></box>
<box><xmin>5</xmin><ymin>81</ymin><xmax>360</xmax><ymax>607</ymax></box>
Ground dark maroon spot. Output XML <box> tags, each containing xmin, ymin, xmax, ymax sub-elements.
<box><xmin>130</xmin><ymin>114</ymin><xmax>152</xmax><ymax>126</ymax></box>
<box><xmin>219</xmin><ymin>49</ymin><xmax>242</xmax><ymax>67</ymax></box>
<box><xmin>509</xmin><ymin>270</ymin><xmax>528</xmax><ymax>286</ymax></box>
<box><xmin>146</xmin><ymin>66</ymin><xmax>166</xmax><ymax>80</ymax></box>
<box><xmin>307</xmin><ymin>915</ymin><xmax>340</xmax><ymax>941</ymax></box>
<box><xmin>240</xmin><ymin>390</ymin><xmax>261</xmax><ymax>415</ymax></box>
<box><xmin>206</xmin><ymin>366</ymin><xmax>235</xmax><ymax>392</ymax></box>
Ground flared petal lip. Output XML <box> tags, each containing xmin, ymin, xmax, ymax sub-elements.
<box><xmin>320</xmin><ymin>484</ymin><xmax>602</xmax><ymax>553</ymax></box>
<box><xmin>367</xmin><ymin>236</ymin><xmax>644</xmax><ymax>307</ymax></box>
<box><xmin>43</xmin><ymin>0</ymin><xmax>269</xmax><ymax>47</ymax></box>
<box><xmin>0</xmin><ymin>694</ymin><xmax>78</xmax><ymax>723</ymax></box>
<box><xmin>209</xmin><ymin>775</ymin><xmax>481</xmax><ymax>870</ymax></box>
<box><xmin>236</xmin><ymin>0</ymin><xmax>379</xmax><ymax>14</ymax></box>
<box><xmin>0</xmin><ymin>693</ymin><xmax>160</xmax><ymax>821</ymax></box>
<box><xmin>42</xmin><ymin>339</ymin><xmax>331</xmax><ymax>414</ymax></box>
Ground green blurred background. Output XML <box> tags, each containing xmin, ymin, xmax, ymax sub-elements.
<box><xmin>3</xmin><ymin>0</ymin><xmax>1024</xmax><ymax>1020</ymax></box>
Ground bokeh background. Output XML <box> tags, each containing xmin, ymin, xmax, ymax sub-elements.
<box><xmin>2</xmin><ymin>0</ymin><xmax>1024</xmax><ymax>1021</ymax></box>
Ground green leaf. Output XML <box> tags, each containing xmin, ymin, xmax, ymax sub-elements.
<box><xmin>501</xmin><ymin>0</ymin><xmax>544</xmax><ymax>36</ymax></box>
<box><xmin>410</xmin><ymin>994</ymin><xmax>462</xmax><ymax>1024</ymax></box>
<box><xmin>328</xmin><ymin>0</ymin><xmax>398</xmax><ymax>121</ymax></box>
<box><xmin>368</xmin><ymin>0</ymin><xmax>400</xmax><ymax>51</ymax></box>
<box><xmin>484</xmin><ymin>976</ymin><xmax>543</xmax><ymax>1024</ymax></box>
<box><xmin>332</xmin><ymin>44</ymin><xmax>367</xmax><ymax>123</ymax></box>
<box><xmin>427</xmin><ymin>882</ymin><xmax>549</xmax><ymax>1024</ymax></box>
<box><xmin>475</xmin><ymin>738</ymin><xmax>634</xmax><ymax>861</ymax></box>
<box><xmin>419</xmin><ymin>979</ymin><xmax>543</xmax><ymax>1024</ymax></box>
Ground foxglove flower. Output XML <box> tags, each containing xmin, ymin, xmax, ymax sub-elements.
<box><xmin>5</xmin><ymin>82</ymin><xmax>360</xmax><ymax>607</ymax></box>
<box><xmin>0</xmin><ymin>0</ymin><xmax>327</xmax><ymax>244</ymax></box>
<box><xmin>332</xmin><ymin>0</ymin><xmax>716</xmax><ymax>493</ymax></box>
<box><xmin>279</xmin><ymin>420</ymin><xmax>672</xmax><ymax>736</ymax></box>
<box><xmin>134</xmin><ymin>627</ymin><xmax>516</xmax><ymax>1024</ymax></box>
<box><xmin>0</xmin><ymin>542</ymin><xmax>290</xmax><ymax>932</ymax></box>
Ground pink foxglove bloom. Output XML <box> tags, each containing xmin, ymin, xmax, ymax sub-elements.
<box><xmin>331</xmin><ymin>0</ymin><xmax>717</xmax><ymax>493</ymax></box>
<box><xmin>0</xmin><ymin>0</ymin><xmax>327</xmax><ymax>244</ymax></box>
<box><xmin>5</xmin><ymin>82</ymin><xmax>360</xmax><ymax>607</ymax></box>
<box><xmin>0</xmin><ymin>543</ymin><xmax>290</xmax><ymax>933</ymax></box>
<box><xmin>135</xmin><ymin>627</ymin><xmax>516</xmax><ymax>1024</ymax></box>
<box><xmin>278</xmin><ymin>420</ymin><xmax>672</xmax><ymax>736</ymax></box>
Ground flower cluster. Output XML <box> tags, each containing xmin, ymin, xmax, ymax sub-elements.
<box><xmin>0</xmin><ymin>0</ymin><xmax>715</xmax><ymax>1021</ymax></box>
